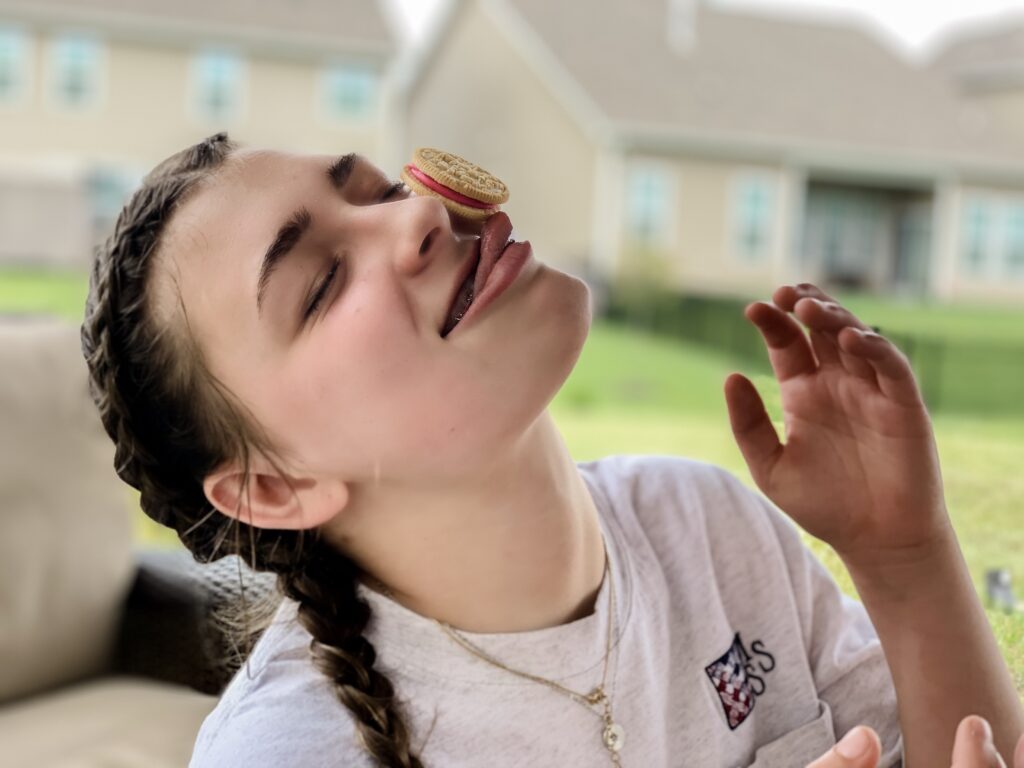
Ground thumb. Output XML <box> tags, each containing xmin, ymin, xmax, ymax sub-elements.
<box><xmin>952</xmin><ymin>716</ymin><xmax>1007</xmax><ymax>768</ymax></box>
<box><xmin>806</xmin><ymin>726</ymin><xmax>882</xmax><ymax>768</ymax></box>
<box><xmin>724</xmin><ymin>372</ymin><xmax>782</xmax><ymax>488</ymax></box>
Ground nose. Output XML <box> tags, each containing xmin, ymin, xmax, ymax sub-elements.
<box><xmin>390</xmin><ymin>195</ymin><xmax>453</xmax><ymax>277</ymax></box>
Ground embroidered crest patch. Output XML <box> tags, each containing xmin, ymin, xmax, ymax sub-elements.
<box><xmin>704</xmin><ymin>632</ymin><xmax>775</xmax><ymax>730</ymax></box>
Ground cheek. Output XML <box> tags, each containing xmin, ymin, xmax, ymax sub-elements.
<box><xmin>302</xmin><ymin>294</ymin><xmax>416</xmax><ymax>412</ymax></box>
<box><xmin>318</xmin><ymin>314</ymin><xmax>505</xmax><ymax>477</ymax></box>
<box><xmin>264</xmin><ymin>289</ymin><xmax>458</xmax><ymax>467</ymax></box>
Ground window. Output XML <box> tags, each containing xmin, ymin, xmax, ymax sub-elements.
<box><xmin>321</xmin><ymin>64</ymin><xmax>376</xmax><ymax>120</ymax></box>
<box><xmin>626</xmin><ymin>165</ymin><xmax>673</xmax><ymax>245</ymax></box>
<box><xmin>86</xmin><ymin>167</ymin><xmax>142</xmax><ymax>237</ymax></box>
<box><xmin>1004</xmin><ymin>204</ymin><xmax>1024</xmax><ymax>277</ymax></box>
<box><xmin>733</xmin><ymin>176</ymin><xmax>776</xmax><ymax>262</ymax></box>
<box><xmin>0</xmin><ymin>27</ymin><xmax>29</xmax><ymax>105</ymax></box>
<box><xmin>51</xmin><ymin>35</ymin><xmax>102</xmax><ymax>109</ymax></box>
<box><xmin>961</xmin><ymin>199</ymin><xmax>994</xmax><ymax>275</ymax></box>
<box><xmin>192</xmin><ymin>51</ymin><xmax>244</xmax><ymax>122</ymax></box>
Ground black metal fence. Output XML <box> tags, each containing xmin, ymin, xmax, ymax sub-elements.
<box><xmin>605</xmin><ymin>288</ymin><xmax>1024</xmax><ymax>417</ymax></box>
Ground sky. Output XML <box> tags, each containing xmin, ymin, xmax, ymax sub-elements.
<box><xmin>388</xmin><ymin>0</ymin><xmax>1024</xmax><ymax>58</ymax></box>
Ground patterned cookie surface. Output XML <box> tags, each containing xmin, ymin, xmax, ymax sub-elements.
<box><xmin>411</xmin><ymin>147</ymin><xmax>509</xmax><ymax>205</ymax></box>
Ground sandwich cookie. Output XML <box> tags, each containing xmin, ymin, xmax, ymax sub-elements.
<box><xmin>401</xmin><ymin>147</ymin><xmax>509</xmax><ymax>222</ymax></box>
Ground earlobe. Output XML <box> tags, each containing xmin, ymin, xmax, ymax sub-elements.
<box><xmin>202</xmin><ymin>457</ymin><xmax>348</xmax><ymax>531</ymax></box>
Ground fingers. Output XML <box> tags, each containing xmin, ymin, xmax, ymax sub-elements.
<box><xmin>744</xmin><ymin>301</ymin><xmax>818</xmax><ymax>382</ymax></box>
<box><xmin>1015</xmin><ymin>731</ymin><xmax>1024</xmax><ymax>768</ymax></box>
<box><xmin>835</xmin><ymin>326</ymin><xmax>925</xmax><ymax>408</ymax></box>
<box><xmin>745</xmin><ymin>286</ymin><xmax>876</xmax><ymax>386</ymax></box>
<box><xmin>806</xmin><ymin>726</ymin><xmax>882</xmax><ymax>768</ymax></box>
<box><xmin>723</xmin><ymin>372</ymin><xmax>783</xmax><ymax>488</ymax></box>
<box><xmin>951</xmin><ymin>716</ymin><xmax>1007</xmax><ymax>768</ymax></box>
<box><xmin>757</xmin><ymin>283</ymin><xmax>925</xmax><ymax>408</ymax></box>
<box><xmin>774</xmin><ymin>284</ymin><xmax>877</xmax><ymax>381</ymax></box>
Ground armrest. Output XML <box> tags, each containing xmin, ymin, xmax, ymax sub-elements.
<box><xmin>113</xmin><ymin>548</ymin><xmax>278</xmax><ymax>696</ymax></box>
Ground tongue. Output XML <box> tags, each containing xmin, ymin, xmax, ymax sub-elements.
<box><xmin>473</xmin><ymin>212</ymin><xmax>513</xmax><ymax>298</ymax></box>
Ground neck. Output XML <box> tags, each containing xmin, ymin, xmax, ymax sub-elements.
<box><xmin>323</xmin><ymin>410</ymin><xmax>607</xmax><ymax>633</ymax></box>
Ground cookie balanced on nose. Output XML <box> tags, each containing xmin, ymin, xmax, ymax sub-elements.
<box><xmin>400</xmin><ymin>148</ymin><xmax>509</xmax><ymax>222</ymax></box>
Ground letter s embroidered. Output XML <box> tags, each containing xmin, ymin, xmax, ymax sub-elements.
<box><xmin>751</xmin><ymin>640</ymin><xmax>776</xmax><ymax>674</ymax></box>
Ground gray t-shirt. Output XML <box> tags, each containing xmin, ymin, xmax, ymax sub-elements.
<box><xmin>190</xmin><ymin>454</ymin><xmax>903</xmax><ymax>767</ymax></box>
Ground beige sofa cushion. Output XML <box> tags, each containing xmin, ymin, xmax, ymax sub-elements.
<box><xmin>0</xmin><ymin>676</ymin><xmax>217</xmax><ymax>767</ymax></box>
<box><xmin>0</xmin><ymin>316</ymin><xmax>135</xmax><ymax>703</ymax></box>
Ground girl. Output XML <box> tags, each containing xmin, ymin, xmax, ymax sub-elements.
<box><xmin>81</xmin><ymin>133</ymin><xmax>1022</xmax><ymax>767</ymax></box>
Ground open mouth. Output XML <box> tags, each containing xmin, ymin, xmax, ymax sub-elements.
<box><xmin>440</xmin><ymin>255</ymin><xmax>480</xmax><ymax>338</ymax></box>
<box><xmin>439</xmin><ymin>212</ymin><xmax>515</xmax><ymax>338</ymax></box>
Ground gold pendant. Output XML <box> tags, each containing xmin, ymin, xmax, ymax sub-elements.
<box><xmin>603</xmin><ymin>722</ymin><xmax>625</xmax><ymax>752</ymax></box>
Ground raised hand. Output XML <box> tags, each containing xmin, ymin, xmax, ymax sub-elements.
<box><xmin>723</xmin><ymin>283</ymin><xmax>949</xmax><ymax>566</ymax></box>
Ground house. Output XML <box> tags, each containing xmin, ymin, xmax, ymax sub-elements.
<box><xmin>402</xmin><ymin>0</ymin><xmax>1024</xmax><ymax>303</ymax></box>
<box><xmin>0</xmin><ymin>0</ymin><xmax>398</xmax><ymax>268</ymax></box>
<box><xmin>930</xmin><ymin>15</ymin><xmax>1024</xmax><ymax>302</ymax></box>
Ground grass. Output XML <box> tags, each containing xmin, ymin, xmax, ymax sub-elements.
<box><xmin>811</xmin><ymin>289</ymin><xmax>1024</xmax><ymax>345</ymax></box>
<box><xmin>0</xmin><ymin>268</ymin><xmax>89</xmax><ymax>321</ymax></box>
<box><xmin>5</xmin><ymin>268</ymin><xmax>1023</xmax><ymax>693</ymax></box>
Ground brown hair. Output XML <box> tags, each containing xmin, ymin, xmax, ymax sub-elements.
<box><xmin>80</xmin><ymin>132</ymin><xmax>424</xmax><ymax>767</ymax></box>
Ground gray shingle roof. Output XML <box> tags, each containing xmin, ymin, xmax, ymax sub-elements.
<box><xmin>0</xmin><ymin>0</ymin><xmax>396</xmax><ymax>54</ymax></box>
<box><xmin>504</xmin><ymin>0</ymin><xmax>1024</xmax><ymax>169</ymax></box>
<box><xmin>930</xmin><ymin>14</ymin><xmax>1024</xmax><ymax>82</ymax></box>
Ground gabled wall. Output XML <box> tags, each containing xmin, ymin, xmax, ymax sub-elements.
<box><xmin>404</xmin><ymin>0</ymin><xmax>597</xmax><ymax>277</ymax></box>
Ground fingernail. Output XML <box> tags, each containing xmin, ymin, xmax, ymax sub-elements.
<box><xmin>968</xmin><ymin>716</ymin><xmax>993</xmax><ymax>744</ymax></box>
<box><xmin>836</xmin><ymin>726</ymin><xmax>871</xmax><ymax>759</ymax></box>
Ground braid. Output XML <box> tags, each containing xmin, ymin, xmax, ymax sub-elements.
<box><xmin>80</xmin><ymin>132</ymin><xmax>424</xmax><ymax>766</ymax></box>
<box><xmin>281</xmin><ymin>541</ymin><xmax>424</xmax><ymax>767</ymax></box>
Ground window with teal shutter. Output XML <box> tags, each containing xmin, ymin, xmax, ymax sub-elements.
<box><xmin>323</xmin><ymin>65</ymin><xmax>375</xmax><ymax>120</ymax></box>
<box><xmin>734</xmin><ymin>177</ymin><xmax>775</xmax><ymax>261</ymax></box>
<box><xmin>52</xmin><ymin>35</ymin><xmax>101</xmax><ymax>108</ymax></box>
<box><xmin>194</xmin><ymin>51</ymin><xmax>243</xmax><ymax>122</ymax></box>
<box><xmin>0</xmin><ymin>28</ymin><xmax>28</xmax><ymax>104</ymax></box>
<box><xmin>962</xmin><ymin>200</ymin><xmax>992</xmax><ymax>275</ymax></box>
<box><xmin>1005</xmin><ymin>205</ymin><xmax>1024</xmax><ymax>278</ymax></box>
<box><xmin>627</xmin><ymin>166</ymin><xmax>671</xmax><ymax>244</ymax></box>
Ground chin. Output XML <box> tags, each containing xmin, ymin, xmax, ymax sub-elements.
<box><xmin>549</xmin><ymin>265</ymin><xmax>592</xmax><ymax>348</ymax></box>
<box><xmin>527</xmin><ymin>266</ymin><xmax>591</xmax><ymax>400</ymax></box>
<box><xmin>461</xmin><ymin>266</ymin><xmax>589</xmax><ymax>451</ymax></box>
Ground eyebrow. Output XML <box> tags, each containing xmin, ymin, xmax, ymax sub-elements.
<box><xmin>255</xmin><ymin>153</ymin><xmax>357</xmax><ymax>316</ymax></box>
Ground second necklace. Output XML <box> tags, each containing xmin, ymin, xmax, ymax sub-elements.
<box><xmin>435</xmin><ymin>545</ymin><xmax>624</xmax><ymax>765</ymax></box>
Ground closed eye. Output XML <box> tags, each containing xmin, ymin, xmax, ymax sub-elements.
<box><xmin>300</xmin><ymin>177</ymin><xmax>406</xmax><ymax>327</ymax></box>
<box><xmin>380</xmin><ymin>180</ymin><xmax>409</xmax><ymax>201</ymax></box>
<box><xmin>303</xmin><ymin>255</ymin><xmax>342</xmax><ymax>323</ymax></box>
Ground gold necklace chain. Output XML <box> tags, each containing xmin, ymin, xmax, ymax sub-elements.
<box><xmin>435</xmin><ymin>547</ymin><xmax>624</xmax><ymax>765</ymax></box>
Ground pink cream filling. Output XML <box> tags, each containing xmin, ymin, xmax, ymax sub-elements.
<box><xmin>405</xmin><ymin>164</ymin><xmax>496</xmax><ymax>210</ymax></box>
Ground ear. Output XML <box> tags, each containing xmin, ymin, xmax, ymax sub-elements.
<box><xmin>202</xmin><ymin>452</ymin><xmax>348</xmax><ymax>530</ymax></box>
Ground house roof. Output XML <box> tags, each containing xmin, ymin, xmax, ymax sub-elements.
<box><xmin>0</xmin><ymin>0</ymin><xmax>396</xmax><ymax>56</ymax></box>
<box><xmin>494</xmin><ymin>0</ymin><xmax>1024</xmax><ymax>172</ymax></box>
<box><xmin>929</xmin><ymin>14</ymin><xmax>1024</xmax><ymax>87</ymax></box>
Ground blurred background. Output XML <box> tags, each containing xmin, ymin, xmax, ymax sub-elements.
<box><xmin>1</xmin><ymin>0</ymin><xmax>1022</xmax><ymax>751</ymax></box>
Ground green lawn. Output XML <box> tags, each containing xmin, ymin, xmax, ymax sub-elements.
<box><xmin>801</xmin><ymin>289</ymin><xmax>1024</xmax><ymax>345</ymax></box>
<box><xmin>0</xmin><ymin>268</ymin><xmax>89</xmax><ymax>321</ymax></box>
<box><xmin>5</xmin><ymin>268</ymin><xmax>1023</xmax><ymax>693</ymax></box>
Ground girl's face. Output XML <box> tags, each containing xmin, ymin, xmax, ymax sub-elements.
<box><xmin>155</xmin><ymin>149</ymin><xmax>591</xmax><ymax>487</ymax></box>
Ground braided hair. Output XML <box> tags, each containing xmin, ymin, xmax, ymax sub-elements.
<box><xmin>80</xmin><ymin>132</ymin><xmax>424</xmax><ymax>767</ymax></box>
